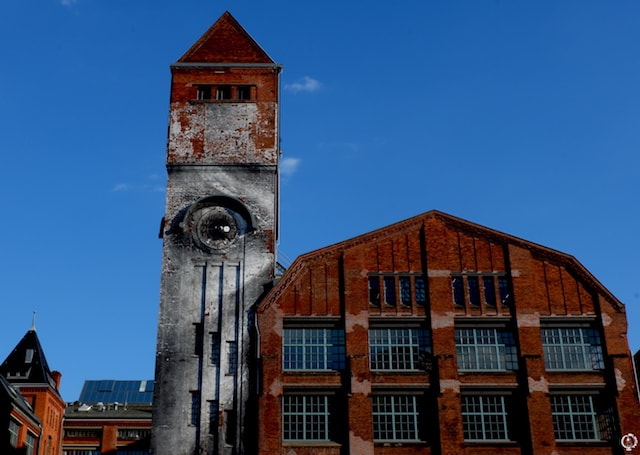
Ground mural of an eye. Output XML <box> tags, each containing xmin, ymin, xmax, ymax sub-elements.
<box><xmin>196</xmin><ymin>207</ymin><xmax>238</xmax><ymax>245</ymax></box>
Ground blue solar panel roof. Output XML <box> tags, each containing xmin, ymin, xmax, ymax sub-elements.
<box><xmin>78</xmin><ymin>380</ymin><xmax>154</xmax><ymax>404</ymax></box>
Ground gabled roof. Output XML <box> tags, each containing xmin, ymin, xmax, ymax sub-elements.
<box><xmin>176</xmin><ymin>11</ymin><xmax>275</xmax><ymax>65</ymax></box>
<box><xmin>0</xmin><ymin>329</ymin><xmax>58</xmax><ymax>391</ymax></box>
<box><xmin>262</xmin><ymin>210</ymin><xmax>623</xmax><ymax>311</ymax></box>
<box><xmin>0</xmin><ymin>374</ymin><xmax>40</xmax><ymax>426</ymax></box>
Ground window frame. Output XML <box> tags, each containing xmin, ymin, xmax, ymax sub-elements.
<box><xmin>9</xmin><ymin>418</ymin><xmax>20</xmax><ymax>447</ymax></box>
<box><xmin>461</xmin><ymin>394</ymin><xmax>512</xmax><ymax>442</ymax></box>
<box><xmin>368</xmin><ymin>274</ymin><xmax>427</xmax><ymax>307</ymax></box>
<box><xmin>369</xmin><ymin>324</ymin><xmax>431</xmax><ymax>372</ymax></box>
<box><xmin>371</xmin><ymin>394</ymin><xmax>422</xmax><ymax>442</ymax></box>
<box><xmin>550</xmin><ymin>393</ymin><xmax>614</xmax><ymax>441</ymax></box>
<box><xmin>194</xmin><ymin>84</ymin><xmax>256</xmax><ymax>102</ymax></box>
<box><xmin>451</xmin><ymin>273</ymin><xmax>511</xmax><ymax>308</ymax></box>
<box><xmin>282</xmin><ymin>394</ymin><xmax>331</xmax><ymax>442</ymax></box>
<box><xmin>455</xmin><ymin>324</ymin><xmax>518</xmax><ymax>371</ymax></box>
<box><xmin>282</xmin><ymin>323</ymin><xmax>346</xmax><ymax>372</ymax></box>
<box><xmin>541</xmin><ymin>323</ymin><xmax>604</xmax><ymax>371</ymax></box>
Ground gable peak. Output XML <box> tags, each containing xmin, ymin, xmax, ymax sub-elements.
<box><xmin>177</xmin><ymin>11</ymin><xmax>275</xmax><ymax>64</ymax></box>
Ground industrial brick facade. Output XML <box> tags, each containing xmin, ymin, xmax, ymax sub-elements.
<box><xmin>151</xmin><ymin>11</ymin><xmax>640</xmax><ymax>455</ymax></box>
<box><xmin>256</xmin><ymin>211</ymin><xmax>640</xmax><ymax>455</ymax></box>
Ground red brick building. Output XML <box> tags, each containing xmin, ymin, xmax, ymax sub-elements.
<box><xmin>0</xmin><ymin>374</ymin><xmax>42</xmax><ymax>454</ymax></box>
<box><xmin>62</xmin><ymin>380</ymin><xmax>153</xmax><ymax>455</ymax></box>
<box><xmin>0</xmin><ymin>328</ymin><xmax>66</xmax><ymax>455</ymax></box>
<box><xmin>256</xmin><ymin>210</ymin><xmax>640</xmax><ymax>455</ymax></box>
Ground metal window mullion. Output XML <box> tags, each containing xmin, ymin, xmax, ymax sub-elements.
<box><xmin>390</xmin><ymin>396</ymin><xmax>398</xmax><ymax>440</ymax></box>
<box><xmin>322</xmin><ymin>329</ymin><xmax>329</xmax><ymax>370</ymax></box>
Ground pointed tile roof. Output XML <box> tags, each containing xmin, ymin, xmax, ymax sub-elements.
<box><xmin>0</xmin><ymin>329</ymin><xmax>58</xmax><ymax>390</ymax></box>
<box><xmin>177</xmin><ymin>11</ymin><xmax>275</xmax><ymax>64</ymax></box>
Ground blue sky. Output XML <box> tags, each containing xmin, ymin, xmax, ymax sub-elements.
<box><xmin>1</xmin><ymin>0</ymin><xmax>639</xmax><ymax>401</ymax></box>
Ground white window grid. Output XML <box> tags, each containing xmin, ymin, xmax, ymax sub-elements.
<box><xmin>461</xmin><ymin>395</ymin><xmax>510</xmax><ymax>441</ymax></box>
<box><xmin>9</xmin><ymin>419</ymin><xmax>19</xmax><ymax>447</ymax></box>
<box><xmin>372</xmin><ymin>395</ymin><xmax>420</xmax><ymax>441</ymax></box>
<box><xmin>551</xmin><ymin>395</ymin><xmax>600</xmax><ymax>440</ymax></box>
<box><xmin>282</xmin><ymin>395</ymin><xmax>329</xmax><ymax>441</ymax></box>
<box><xmin>369</xmin><ymin>328</ymin><xmax>430</xmax><ymax>371</ymax></box>
<box><xmin>455</xmin><ymin>328</ymin><xmax>518</xmax><ymax>371</ymax></box>
<box><xmin>25</xmin><ymin>433</ymin><xmax>36</xmax><ymax>455</ymax></box>
<box><xmin>283</xmin><ymin>328</ymin><xmax>345</xmax><ymax>370</ymax></box>
<box><xmin>542</xmin><ymin>327</ymin><xmax>604</xmax><ymax>370</ymax></box>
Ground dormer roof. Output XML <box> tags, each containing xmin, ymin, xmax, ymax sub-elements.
<box><xmin>176</xmin><ymin>11</ymin><xmax>275</xmax><ymax>65</ymax></box>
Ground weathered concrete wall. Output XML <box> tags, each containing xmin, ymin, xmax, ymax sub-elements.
<box><xmin>152</xmin><ymin>12</ymin><xmax>280</xmax><ymax>455</ymax></box>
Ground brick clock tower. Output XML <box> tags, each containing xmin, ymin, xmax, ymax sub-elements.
<box><xmin>152</xmin><ymin>12</ymin><xmax>281</xmax><ymax>455</ymax></box>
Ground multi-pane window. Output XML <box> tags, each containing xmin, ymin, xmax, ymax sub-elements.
<box><xmin>196</xmin><ymin>84</ymin><xmax>255</xmax><ymax>101</ymax></box>
<box><xmin>452</xmin><ymin>274</ymin><xmax>510</xmax><ymax>307</ymax></box>
<box><xmin>9</xmin><ymin>419</ymin><xmax>19</xmax><ymax>447</ymax></box>
<box><xmin>25</xmin><ymin>431</ymin><xmax>36</xmax><ymax>455</ymax></box>
<box><xmin>551</xmin><ymin>395</ymin><xmax>604</xmax><ymax>441</ymax></box>
<box><xmin>227</xmin><ymin>341</ymin><xmax>238</xmax><ymax>375</ymax></box>
<box><xmin>541</xmin><ymin>326</ymin><xmax>604</xmax><ymax>370</ymax></box>
<box><xmin>283</xmin><ymin>328</ymin><xmax>345</xmax><ymax>371</ymax></box>
<box><xmin>372</xmin><ymin>395</ymin><xmax>421</xmax><ymax>441</ymax></box>
<box><xmin>455</xmin><ymin>327</ymin><xmax>518</xmax><ymax>371</ymax></box>
<box><xmin>384</xmin><ymin>277</ymin><xmax>396</xmax><ymax>305</ymax></box>
<box><xmin>461</xmin><ymin>395</ymin><xmax>510</xmax><ymax>441</ymax></box>
<box><xmin>369</xmin><ymin>327</ymin><xmax>431</xmax><ymax>371</ymax></box>
<box><xmin>369</xmin><ymin>274</ymin><xmax>427</xmax><ymax>306</ymax></box>
<box><xmin>282</xmin><ymin>395</ymin><xmax>330</xmax><ymax>441</ymax></box>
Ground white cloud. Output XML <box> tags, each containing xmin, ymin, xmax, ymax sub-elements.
<box><xmin>284</xmin><ymin>76</ymin><xmax>322</xmax><ymax>94</ymax></box>
<box><xmin>280</xmin><ymin>157</ymin><xmax>301</xmax><ymax>177</ymax></box>
<box><xmin>112</xmin><ymin>183</ymin><xmax>130</xmax><ymax>192</ymax></box>
<box><xmin>60</xmin><ymin>0</ymin><xmax>78</xmax><ymax>6</ymax></box>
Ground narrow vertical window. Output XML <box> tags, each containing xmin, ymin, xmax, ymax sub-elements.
<box><xmin>384</xmin><ymin>276</ymin><xmax>396</xmax><ymax>306</ymax></box>
<box><xmin>468</xmin><ymin>276</ymin><xmax>480</xmax><ymax>305</ymax></box>
<box><xmin>209</xmin><ymin>401</ymin><xmax>219</xmax><ymax>434</ymax></box>
<box><xmin>368</xmin><ymin>276</ymin><xmax>380</xmax><ymax>306</ymax></box>
<box><xmin>225</xmin><ymin>409</ymin><xmax>237</xmax><ymax>444</ymax></box>
<box><xmin>9</xmin><ymin>419</ymin><xmax>19</xmax><ymax>447</ymax></box>
<box><xmin>197</xmin><ymin>85</ymin><xmax>211</xmax><ymax>100</ymax></box>
<box><xmin>399</xmin><ymin>277</ymin><xmax>411</xmax><ymax>305</ymax></box>
<box><xmin>190</xmin><ymin>391</ymin><xmax>201</xmax><ymax>426</ymax></box>
<box><xmin>483</xmin><ymin>276</ymin><xmax>496</xmax><ymax>306</ymax></box>
<box><xmin>498</xmin><ymin>276</ymin><xmax>510</xmax><ymax>304</ymax></box>
<box><xmin>452</xmin><ymin>276</ymin><xmax>465</xmax><ymax>306</ymax></box>
<box><xmin>227</xmin><ymin>341</ymin><xmax>238</xmax><ymax>375</ymax></box>
<box><xmin>216</xmin><ymin>86</ymin><xmax>231</xmax><ymax>100</ymax></box>
<box><xmin>237</xmin><ymin>86</ymin><xmax>251</xmax><ymax>100</ymax></box>
<box><xmin>25</xmin><ymin>433</ymin><xmax>36</xmax><ymax>455</ymax></box>
<box><xmin>194</xmin><ymin>323</ymin><xmax>204</xmax><ymax>357</ymax></box>
<box><xmin>414</xmin><ymin>276</ymin><xmax>426</xmax><ymax>305</ymax></box>
<box><xmin>210</xmin><ymin>332</ymin><xmax>220</xmax><ymax>365</ymax></box>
